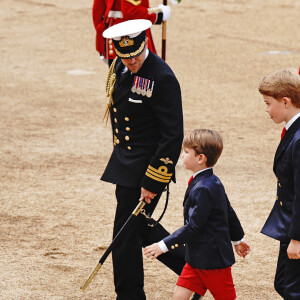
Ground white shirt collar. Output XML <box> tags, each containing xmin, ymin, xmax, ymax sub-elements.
<box><xmin>285</xmin><ymin>112</ymin><xmax>300</xmax><ymax>130</ymax></box>
<box><xmin>193</xmin><ymin>167</ymin><xmax>212</xmax><ymax>178</ymax></box>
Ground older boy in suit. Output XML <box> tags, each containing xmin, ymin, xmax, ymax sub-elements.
<box><xmin>259</xmin><ymin>68</ymin><xmax>300</xmax><ymax>299</ymax></box>
<box><xmin>144</xmin><ymin>129</ymin><xmax>250</xmax><ymax>300</ymax></box>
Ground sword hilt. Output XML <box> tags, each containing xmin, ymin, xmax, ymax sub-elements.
<box><xmin>132</xmin><ymin>201</ymin><xmax>146</xmax><ymax>216</ymax></box>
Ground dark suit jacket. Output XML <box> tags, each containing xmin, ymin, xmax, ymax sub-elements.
<box><xmin>261</xmin><ymin>116</ymin><xmax>300</xmax><ymax>242</ymax></box>
<box><xmin>101</xmin><ymin>51</ymin><xmax>184</xmax><ymax>194</ymax></box>
<box><xmin>163</xmin><ymin>169</ymin><xmax>245</xmax><ymax>270</ymax></box>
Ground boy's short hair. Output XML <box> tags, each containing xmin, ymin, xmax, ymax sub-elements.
<box><xmin>183</xmin><ymin>129</ymin><xmax>223</xmax><ymax>167</ymax></box>
<box><xmin>258</xmin><ymin>68</ymin><xmax>300</xmax><ymax>108</ymax></box>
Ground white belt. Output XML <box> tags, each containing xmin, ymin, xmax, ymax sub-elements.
<box><xmin>108</xmin><ymin>10</ymin><xmax>123</xmax><ymax>18</ymax></box>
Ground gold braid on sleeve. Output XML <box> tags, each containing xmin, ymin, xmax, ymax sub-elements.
<box><xmin>103</xmin><ymin>57</ymin><xmax>117</xmax><ymax>124</ymax></box>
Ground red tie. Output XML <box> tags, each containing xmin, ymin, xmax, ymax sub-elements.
<box><xmin>188</xmin><ymin>176</ymin><xmax>193</xmax><ymax>186</ymax></box>
<box><xmin>281</xmin><ymin>127</ymin><xmax>286</xmax><ymax>140</ymax></box>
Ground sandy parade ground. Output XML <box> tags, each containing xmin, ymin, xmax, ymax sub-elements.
<box><xmin>1</xmin><ymin>0</ymin><xmax>300</xmax><ymax>299</ymax></box>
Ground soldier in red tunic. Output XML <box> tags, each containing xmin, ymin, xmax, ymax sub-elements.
<box><xmin>92</xmin><ymin>0</ymin><xmax>171</xmax><ymax>65</ymax></box>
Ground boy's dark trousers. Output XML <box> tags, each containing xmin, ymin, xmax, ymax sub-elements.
<box><xmin>111</xmin><ymin>185</ymin><xmax>187</xmax><ymax>300</ymax></box>
<box><xmin>274</xmin><ymin>241</ymin><xmax>300</xmax><ymax>299</ymax></box>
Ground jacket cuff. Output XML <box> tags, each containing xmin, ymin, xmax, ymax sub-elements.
<box><xmin>155</xmin><ymin>12</ymin><xmax>163</xmax><ymax>24</ymax></box>
<box><xmin>142</xmin><ymin>175</ymin><xmax>167</xmax><ymax>194</ymax></box>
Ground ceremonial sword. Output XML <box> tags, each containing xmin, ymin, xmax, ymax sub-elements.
<box><xmin>80</xmin><ymin>200</ymin><xmax>146</xmax><ymax>291</ymax></box>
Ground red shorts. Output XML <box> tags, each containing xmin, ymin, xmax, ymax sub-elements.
<box><xmin>176</xmin><ymin>263</ymin><xmax>236</xmax><ymax>300</ymax></box>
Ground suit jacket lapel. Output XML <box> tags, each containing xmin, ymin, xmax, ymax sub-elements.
<box><xmin>183</xmin><ymin>169</ymin><xmax>213</xmax><ymax>205</ymax></box>
<box><xmin>273</xmin><ymin>117</ymin><xmax>300</xmax><ymax>171</ymax></box>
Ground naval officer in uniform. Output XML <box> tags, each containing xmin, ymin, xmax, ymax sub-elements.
<box><xmin>100</xmin><ymin>19</ymin><xmax>197</xmax><ymax>299</ymax></box>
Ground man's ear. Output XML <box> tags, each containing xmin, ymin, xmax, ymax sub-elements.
<box><xmin>283</xmin><ymin>97</ymin><xmax>292</xmax><ymax>108</ymax></box>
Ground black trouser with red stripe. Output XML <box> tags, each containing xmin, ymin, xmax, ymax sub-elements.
<box><xmin>111</xmin><ymin>185</ymin><xmax>186</xmax><ymax>300</ymax></box>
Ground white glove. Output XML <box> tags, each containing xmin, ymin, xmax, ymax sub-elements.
<box><xmin>100</xmin><ymin>55</ymin><xmax>109</xmax><ymax>65</ymax></box>
<box><xmin>158</xmin><ymin>4</ymin><xmax>171</xmax><ymax>21</ymax></box>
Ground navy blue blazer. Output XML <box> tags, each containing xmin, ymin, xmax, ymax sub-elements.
<box><xmin>261</xmin><ymin>116</ymin><xmax>300</xmax><ymax>242</ymax></box>
<box><xmin>163</xmin><ymin>169</ymin><xmax>244</xmax><ymax>270</ymax></box>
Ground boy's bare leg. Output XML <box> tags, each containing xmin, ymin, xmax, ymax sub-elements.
<box><xmin>172</xmin><ymin>285</ymin><xmax>195</xmax><ymax>300</ymax></box>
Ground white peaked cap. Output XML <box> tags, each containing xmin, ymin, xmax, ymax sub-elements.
<box><xmin>103</xmin><ymin>19</ymin><xmax>152</xmax><ymax>40</ymax></box>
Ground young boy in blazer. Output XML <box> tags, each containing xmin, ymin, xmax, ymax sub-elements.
<box><xmin>259</xmin><ymin>68</ymin><xmax>300</xmax><ymax>299</ymax></box>
<box><xmin>144</xmin><ymin>129</ymin><xmax>250</xmax><ymax>300</ymax></box>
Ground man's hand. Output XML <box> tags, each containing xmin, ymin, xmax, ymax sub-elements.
<box><xmin>139</xmin><ymin>187</ymin><xmax>156</xmax><ymax>204</ymax></box>
<box><xmin>234</xmin><ymin>241</ymin><xmax>251</xmax><ymax>258</ymax></box>
<box><xmin>144</xmin><ymin>243</ymin><xmax>163</xmax><ymax>259</ymax></box>
<box><xmin>287</xmin><ymin>239</ymin><xmax>300</xmax><ymax>259</ymax></box>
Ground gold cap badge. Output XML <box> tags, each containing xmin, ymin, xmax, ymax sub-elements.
<box><xmin>119</xmin><ymin>36</ymin><xmax>134</xmax><ymax>48</ymax></box>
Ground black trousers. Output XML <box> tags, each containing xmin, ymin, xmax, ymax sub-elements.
<box><xmin>274</xmin><ymin>241</ymin><xmax>300</xmax><ymax>299</ymax></box>
<box><xmin>111</xmin><ymin>185</ymin><xmax>186</xmax><ymax>300</ymax></box>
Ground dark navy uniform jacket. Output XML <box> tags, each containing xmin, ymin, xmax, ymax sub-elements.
<box><xmin>101</xmin><ymin>51</ymin><xmax>184</xmax><ymax>194</ymax></box>
<box><xmin>261</xmin><ymin>116</ymin><xmax>300</xmax><ymax>242</ymax></box>
<box><xmin>163</xmin><ymin>169</ymin><xmax>245</xmax><ymax>270</ymax></box>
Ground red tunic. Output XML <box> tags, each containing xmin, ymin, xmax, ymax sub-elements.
<box><xmin>93</xmin><ymin>0</ymin><xmax>157</xmax><ymax>59</ymax></box>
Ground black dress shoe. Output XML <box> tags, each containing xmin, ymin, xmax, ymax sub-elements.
<box><xmin>191</xmin><ymin>293</ymin><xmax>202</xmax><ymax>300</ymax></box>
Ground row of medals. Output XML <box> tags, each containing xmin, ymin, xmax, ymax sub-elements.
<box><xmin>131</xmin><ymin>76</ymin><xmax>154</xmax><ymax>98</ymax></box>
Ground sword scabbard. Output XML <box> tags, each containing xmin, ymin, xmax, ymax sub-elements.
<box><xmin>80</xmin><ymin>201</ymin><xmax>147</xmax><ymax>291</ymax></box>
<box><xmin>80</xmin><ymin>263</ymin><xmax>102</xmax><ymax>291</ymax></box>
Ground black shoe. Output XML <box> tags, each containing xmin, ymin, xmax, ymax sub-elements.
<box><xmin>191</xmin><ymin>293</ymin><xmax>202</xmax><ymax>300</ymax></box>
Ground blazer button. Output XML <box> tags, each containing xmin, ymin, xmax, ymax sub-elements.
<box><xmin>126</xmin><ymin>127</ymin><xmax>130</xmax><ymax>131</ymax></box>
<box><xmin>115</xmin><ymin>129</ymin><xmax>119</xmax><ymax>134</ymax></box>
<box><xmin>113</xmin><ymin>108</ymin><xmax>117</xmax><ymax>112</ymax></box>
<box><xmin>175</xmin><ymin>244</ymin><xmax>178</xmax><ymax>248</ymax></box>
<box><xmin>116</xmin><ymin>139</ymin><xmax>120</xmax><ymax>144</ymax></box>
<box><xmin>171</xmin><ymin>245</ymin><xmax>175</xmax><ymax>249</ymax></box>
<box><xmin>278</xmin><ymin>183</ymin><xmax>281</xmax><ymax>188</ymax></box>
<box><xmin>114</xmin><ymin>118</ymin><xmax>117</xmax><ymax>123</ymax></box>
<box><xmin>127</xmin><ymin>146</ymin><xmax>132</xmax><ymax>150</ymax></box>
<box><xmin>280</xmin><ymin>201</ymin><xmax>283</xmax><ymax>206</ymax></box>
<box><xmin>125</xmin><ymin>136</ymin><xmax>130</xmax><ymax>141</ymax></box>
<box><xmin>125</xmin><ymin>117</ymin><xmax>129</xmax><ymax>121</ymax></box>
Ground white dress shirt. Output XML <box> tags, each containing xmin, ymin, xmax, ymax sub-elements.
<box><xmin>285</xmin><ymin>112</ymin><xmax>300</xmax><ymax>130</ymax></box>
